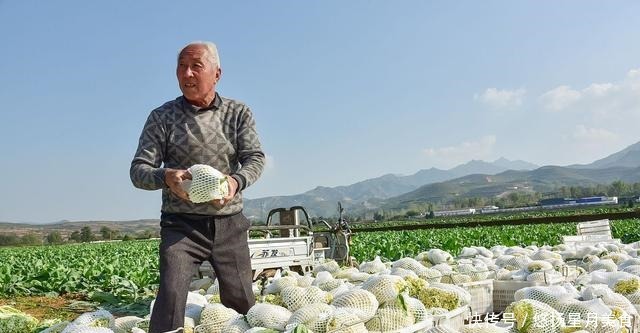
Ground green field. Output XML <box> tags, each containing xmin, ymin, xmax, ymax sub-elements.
<box><xmin>1</xmin><ymin>216</ymin><xmax>639</xmax><ymax>321</ymax></box>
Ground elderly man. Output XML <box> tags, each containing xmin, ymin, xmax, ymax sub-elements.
<box><xmin>130</xmin><ymin>41</ymin><xmax>265</xmax><ymax>332</ymax></box>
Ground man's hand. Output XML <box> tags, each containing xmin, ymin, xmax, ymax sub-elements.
<box><xmin>165</xmin><ymin>168</ymin><xmax>192</xmax><ymax>201</ymax></box>
<box><xmin>212</xmin><ymin>175</ymin><xmax>238</xmax><ymax>209</ymax></box>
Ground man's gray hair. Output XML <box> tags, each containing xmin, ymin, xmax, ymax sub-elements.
<box><xmin>178</xmin><ymin>41</ymin><xmax>220</xmax><ymax>69</ymax></box>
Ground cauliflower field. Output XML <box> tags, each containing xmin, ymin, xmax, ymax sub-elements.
<box><xmin>1</xmin><ymin>218</ymin><xmax>640</xmax><ymax>333</ymax></box>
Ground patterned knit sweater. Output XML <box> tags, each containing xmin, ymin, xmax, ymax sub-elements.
<box><xmin>130</xmin><ymin>93</ymin><xmax>265</xmax><ymax>216</ymax></box>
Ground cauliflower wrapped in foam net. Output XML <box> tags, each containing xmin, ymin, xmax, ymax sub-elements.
<box><xmin>364</xmin><ymin>295</ymin><xmax>416</xmax><ymax>332</ymax></box>
<box><xmin>246</xmin><ymin>303</ymin><xmax>292</xmax><ymax>331</ymax></box>
<box><xmin>0</xmin><ymin>306</ymin><xmax>39</xmax><ymax>333</ymax></box>
<box><xmin>330</xmin><ymin>288</ymin><xmax>379</xmax><ymax>322</ymax></box>
<box><xmin>391</xmin><ymin>257</ymin><xmax>428</xmax><ymax>275</ymax></box>
<box><xmin>361</xmin><ymin>274</ymin><xmax>408</xmax><ymax>304</ymax></box>
<box><xmin>461</xmin><ymin>322</ymin><xmax>510</xmax><ymax>333</ymax></box>
<box><xmin>425</xmin><ymin>249</ymin><xmax>454</xmax><ymax>265</ymax></box>
<box><xmin>526</xmin><ymin>260</ymin><xmax>554</xmax><ymax>273</ymax></box>
<box><xmin>325</xmin><ymin>308</ymin><xmax>367</xmax><ymax>333</ymax></box>
<box><xmin>286</xmin><ymin>303</ymin><xmax>334</xmax><ymax>333</ymax></box>
<box><xmin>185</xmin><ymin>164</ymin><xmax>229</xmax><ymax>203</ymax></box>
<box><xmin>196</xmin><ymin>303</ymin><xmax>240</xmax><ymax>333</ymax></box>
<box><xmin>589</xmin><ymin>258</ymin><xmax>618</xmax><ymax>272</ymax></box>
<box><xmin>504</xmin><ymin>299</ymin><xmax>564</xmax><ymax>333</ymax></box>
<box><xmin>313</xmin><ymin>260</ymin><xmax>341</xmax><ymax>275</ymax></box>
<box><xmin>63</xmin><ymin>309</ymin><xmax>115</xmax><ymax>331</ymax></box>
<box><xmin>281</xmin><ymin>285</ymin><xmax>332</xmax><ymax>311</ymax></box>
<box><xmin>358</xmin><ymin>256</ymin><xmax>387</xmax><ymax>274</ymax></box>
<box><xmin>265</xmin><ymin>275</ymin><xmax>299</xmax><ymax>295</ymax></box>
<box><xmin>221</xmin><ymin>316</ymin><xmax>251</xmax><ymax>333</ymax></box>
<box><xmin>113</xmin><ymin>316</ymin><xmax>144</xmax><ymax>333</ymax></box>
<box><xmin>514</xmin><ymin>285</ymin><xmax>578</xmax><ymax>307</ymax></box>
<box><xmin>496</xmin><ymin>254</ymin><xmax>531</xmax><ymax>270</ymax></box>
<box><xmin>406</xmin><ymin>277</ymin><xmax>464</xmax><ymax>311</ymax></box>
<box><xmin>581</xmin><ymin>284</ymin><xmax>639</xmax><ymax>316</ymax></box>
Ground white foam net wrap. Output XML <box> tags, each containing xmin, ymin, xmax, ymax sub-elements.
<box><xmin>504</xmin><ymin>299</ymin><xmax>564</xmax><ymax>333</ymax></box>
<box><xmin>403</xmin><ymin>294</ymin><xmax>428</xmax><ymax>323</ymax></box>
<box><xmin>431</xmin><ymin>263</ymin><xmax>454</xmax><ymax>276</ymax></box>
<box><xmin>317</xmin><ymin>279</ymin><xmax>345</xmax><ymax>292</ymax></box>
<box><xmin>622</xmin><ymin>265</ymin><xmax>640</xmax><ymax>276</ymax></box>
<box><xmin>526</xmin><ymin>260</ymin><xmax>554</xmax><ymax>273</ymax></box>
<box><xmin>390</xmin><ymin>267</ymin><xmax>419</xmax><ymax>279</ymax></box>
<box><xmin>64</xmin><ymin>310</ymin><xmax>114</xmax><ymax>331</ymax></box>
<box><xmin>196</xmin><ymin>303</ymin><xmax>240</xmax><ymax>333</ymax></box>
<box><xmin>325</xmin><ymin>308</ymin><xmax>367</xmax><ymax>333</ymax></box>
<box><xmin>364</xmin><ymin>298</ymin><xmax>416</xmax><ymax>331</ymax></box>
<box><xmin>187</xmin><ymin>164</ymin><xmax>228</xmax><ymax>203</ymax></box>
<box><xmin>221</xmin><ymin>316</ymin><xmax>251</xmax><ymax>333</ymax></box>
<box><xmin>426</xmin><ymin>249</ymin><xmax>454</xmax><ymax>265</ymax></box>
<box><xmin>245</xmin><ymin>303</ymin><xmax>292</xmax><ymax>331</ymax></box>
<box><xmin>281</xmin><ymin>285</ymin><xmax>331</xmax><ymax>311</ymax></box>
<box><xmin>297</xmin><ymin>275</ymin><xmax>315</xmax><ymax>288</ymax></box>
<box><xmin>514</xmin><ymin>285</ymin><xmax>578</xmax><ymax>307</ymax></box>
<box><xmin>588</xmin><ymin>258</ymin><xmax>618</xmax><ymax>272</ymax></box>
<box><xmin>456</xmin><ymin>263</ymin><xmax>490</xmax><ymax>281</ymax></box>
<box><xmin>114</xmin><ymin>316</ymin><xmax>143</xmax><ymax>333</ymax></box>
<box><xmin>430</xmin><ymin>282</ymin><xmax>471</xmax><ymax>307</ymax></box>
<box><xmin>334</xmin><ymin>267</ymin><xmax>360</xmax><ymax>279</ymax></box>
<box><xmin>424</xmin><ymin>325</ymin><xmax>460</xmax><ymax>333</ymax></box>
<box><xmin>554</xmin><ymin>298</ymin><xmax>615</xmax><ymax>329</ymax></box>
<box><xmin>330</xmin><ymin>288</ymin><xmax>379</xmax><ymax>322</ymax></box>
<box><xmin>40</xmin><ymin>321</ymin><xmax>71</xmax><ymax>333</ymax></box>
<box><xmin>286</xmin><ymin>303</ymin><xmax>335</xmax><ymax>333</ymax></box>
<box><xmin>440</xmin><ymin>272</ymin><xmax>473</xmax><ymax>284</ymax></box>
<box><xmin>530</xmin><ymin>250</ymin><xmax>561</xmax><ymax>261</ymax></box>
<box><xmin>582</xmin><ymin>284</ymin><xmax>639</xmax><ymax>316</ymax></box>
<box><xmin>313</xmin><ymin>260</ymin><xmax>341</xmax><ymax>275</ymax></box>
<box><xmin>496</xmin><ymin>255</ymin><xmax>532</xmax><ymax>270</ymax></box>
<box><xmin>60</xmin><ymin>324</ymin><xmax>114</xmax><ymax>333</ymax></box>
<box><xmin>459</xmin><ymin>247</ymin><xmax>479</xmax><ymax>258</ymax></box>
<box><xmin>361</xmin><ymin>274</ymin><xmax>408</xmax><ymax>304</ymax></box>
<box><xmin>526</xmin><ymin>270</ymin><xmax>563</xmax><ymax>283</ymax></box>
<box><xmin>358</xmin><ymin>256</ymin><xmax>387</xmax><ymax>274</ymax></box>
<box><xmin>265</xmin><ymin>276</ymin><xmax>299</xmax><ymax>294</ymax></box>
<box><xmin>392</xmin><ymin>257</ymin><xmax>428</xmax><ymax>275</ymax></box>
<box><xmin>461</xmin><ymin>322</ymin><xmax>510</xmax><ymax>333</ymax></box>
<box><xmin>619</xmin><ymin>258</ymin><xmax>640</xmax><ymax>270</ymax></box>
<box><xmin>420</xmin><ymin>268</ymin><xmax>444</xmax><ymax>282</ymax></box>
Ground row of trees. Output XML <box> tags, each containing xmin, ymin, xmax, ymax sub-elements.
<box><xmin>370</xmin><ymin>180</ymin><xmax>640</xmax><ymax>221</ymax></box>
<box><xmin>0</xmin><ymin>226</ymin><xmax>160</xmax><ymax>247</ymax></box>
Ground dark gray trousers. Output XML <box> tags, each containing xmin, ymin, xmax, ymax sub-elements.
<box><xmin>149</xmin><ymin>212</ymin><xmax>255</xmax><ymax>333</ymax></box>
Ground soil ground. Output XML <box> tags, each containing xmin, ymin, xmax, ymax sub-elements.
<box><xmin>0</xmin><ymin>295</ymin><xmax>85</xmax><ymax>321</ymax></box>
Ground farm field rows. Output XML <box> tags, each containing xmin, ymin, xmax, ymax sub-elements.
<box><xmin>1</xmin><ymin>216</ymin><xmax>639</xmax><ymax>329</ymax></box>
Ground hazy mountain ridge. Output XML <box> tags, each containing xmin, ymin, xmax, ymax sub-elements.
<box><xmin>4</xmin><ymin>142</ymin><xmax>639</xmax><ymax>224</ymax></box>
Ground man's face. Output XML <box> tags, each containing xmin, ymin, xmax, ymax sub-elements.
<box><xmin>176</xmin><ymin>45</ymin><xmax>221</xmax><ymax>106</ymax></box>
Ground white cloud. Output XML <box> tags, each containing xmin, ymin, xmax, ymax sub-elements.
<box><xmin>423</xmin><ymin>135</ymin><xmax>496</xmax><ymax>168</ymax></box>
<box><xmin>474</xmin><ymin>88</ymin><xmax>525</xmax><ymax>110</ymax></box>
<box><xmin>539</xmin><ymin>85</ymin><xmax>581</xmax><ymax>111</ymax></box>
<box><xmin>539</xmin><ymin>68</ymin><xmax>640</xmax><ymax>116</ymax></box>
<box><xmin>571</xmin><ymin>125</ymin><xmax>619</xmax><ymax>142</ymax></box>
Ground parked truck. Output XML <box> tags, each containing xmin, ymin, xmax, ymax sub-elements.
<box><xmin>200</xmin><ymin>204</ymin><xmax>355</xmax><ymax>280</ymax></box>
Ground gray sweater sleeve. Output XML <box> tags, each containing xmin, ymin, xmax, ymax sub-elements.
<box><xmin>233</xmin><ymin>106</ymin><xmax>265</xmax><ymax>191</ymax></box>
<box><xmin>130</xmin><ymin>110</ymin><xmax>167</xmax><ymax>190</ymax></box>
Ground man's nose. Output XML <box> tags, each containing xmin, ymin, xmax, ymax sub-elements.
<box><xmin>183</xmin><ymin>66</ymin><xmax>194</xmax><ymax>77</ymax></box>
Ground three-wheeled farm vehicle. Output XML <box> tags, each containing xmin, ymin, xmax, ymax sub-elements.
<box><xmin>200</xmin><ymin>203</ymin><xmax>356</xmax><ymax>280</ymax></box>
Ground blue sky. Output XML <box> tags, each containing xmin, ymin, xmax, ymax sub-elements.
<box><xmin>1</xmin><ymin>1</ymin><xmax>639</xmax><ymax>223</ymax></box>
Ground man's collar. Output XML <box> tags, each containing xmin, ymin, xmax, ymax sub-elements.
<box><xmin>180</xmin><ymin>93</ymin><xmax>222</xmax><ymax>113</ymax></box>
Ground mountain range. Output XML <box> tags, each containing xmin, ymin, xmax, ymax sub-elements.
<box><xmin>242</xmin><ymin>141</ymin><xmax>640</xmax><ymax>219</ymax></box>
